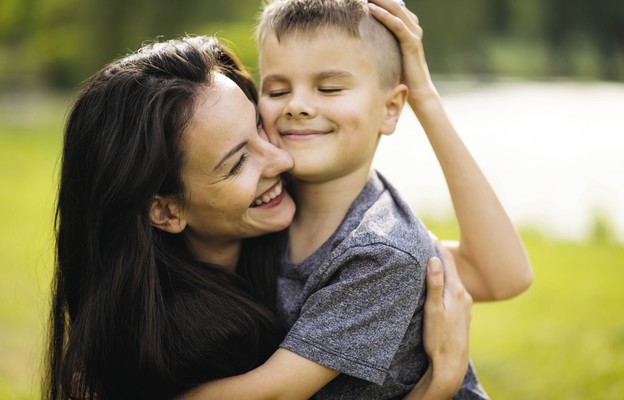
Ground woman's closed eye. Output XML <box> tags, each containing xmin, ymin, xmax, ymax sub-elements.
<box><xmin>229</xmin><ymin>153</ymin><xmax>248</xmax><ymax>176</ymax></box>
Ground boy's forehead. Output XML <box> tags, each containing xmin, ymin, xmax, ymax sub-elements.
<box><xmin>260</xmin><ymin>27</ymin><xmax>366</xmax><ymax>58</ymax></box>
<box><xmin>259</xmin><ymin>37</ymin><xmax>382</xmax><ymax>89</ymax></box>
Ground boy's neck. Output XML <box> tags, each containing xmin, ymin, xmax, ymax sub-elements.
<box><xmin>288</xmin><ymin>168</ymin><xmax>372</xmax><ymax>264</ymax></box>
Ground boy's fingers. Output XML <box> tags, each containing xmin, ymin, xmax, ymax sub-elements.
<box><xmin>368</xmin><ymin>0</ymin><xmax>403</xmax><ymax>12</ymax></box>
<box><xmin>368</xmin><ymin>0</ymin><xmax>419</xmax><ymax>26</ymax></box>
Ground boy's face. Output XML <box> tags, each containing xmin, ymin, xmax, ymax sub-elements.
<box><xmin>259</xmin><ymin>29</ymin><xmax>398</xmax><ymax>183</ymax></box>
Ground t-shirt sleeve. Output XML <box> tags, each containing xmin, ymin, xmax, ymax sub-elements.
<box><xmin>279</xmin><ymin>243</ymin><xmax>426</xmax><ymax>385</ymax></box>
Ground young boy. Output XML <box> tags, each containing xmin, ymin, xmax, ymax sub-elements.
<box><xmin>183</xmin><ymin>0</ymin><xmax>531</xmax><ymax>398</ymax></box>
<box><xmin>255</xmin><ymin>0</ymin><xmax>530</xmax><ymax>398</ymax></box>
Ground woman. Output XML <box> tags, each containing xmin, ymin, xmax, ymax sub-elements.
<box><xmin>45</xmin><ymin>36</ymin><xmax>471</xmax><ymax>399</ymax></box>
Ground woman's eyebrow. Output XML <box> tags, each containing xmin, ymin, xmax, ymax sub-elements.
<box><xmin>214</xmin><ymin>140</ymin><xmax>248</xmax><ymax>172</ymax></box>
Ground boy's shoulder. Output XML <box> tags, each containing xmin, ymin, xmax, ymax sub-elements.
<box><xmin>335</xmin><ymin>171</ymin><xmax>435</xmax><ymax>262</ymax></box>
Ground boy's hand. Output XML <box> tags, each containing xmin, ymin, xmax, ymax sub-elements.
<box><xmin>367</xmin><ymin>0</ymin><xmax>437</xmax><ymax>103</ymax></box>
<box><xmin>405</xmin><ymin>245</ymin><xmax>471</xmax><ymax>399</ymax></box>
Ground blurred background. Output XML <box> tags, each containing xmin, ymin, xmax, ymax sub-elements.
<box><xmin>0</xmin><ymin>0</ymin><xmax>622</xmax><ymax>398</ymax></box>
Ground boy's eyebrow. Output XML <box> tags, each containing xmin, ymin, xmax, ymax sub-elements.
<box><xmin>261</xmin><ymin>70</ymin><xmax>354</xmax><ymax>85</ymax></box>
<box><xmin>261</xmin><ymin>74</ymin><xmax>288</xmax><ymax>85</ymax></box>
<box><xmin>214</xmin><ymin>140</ymin><xmax>247</xmax><ymax>172</ymax></box>
<box><xmin>314</xmin><ymin>70</ymin><xmax>353</xmax><ymax>81</ymax></box>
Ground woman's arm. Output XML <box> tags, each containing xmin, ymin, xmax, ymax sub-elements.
<box><xmin>369</xmin><ymin>0</ymin><xmax>533</xmax><ymax>301</ymax></box>
<box><xmin>179</xmin><ymin>251</ymin><xmax>470</xmax><ymax>400</ymax></box>
<box><xmin>179</xmin><ymin>349</ymin><xmax>338</xmax><ymax>400</ymax></box>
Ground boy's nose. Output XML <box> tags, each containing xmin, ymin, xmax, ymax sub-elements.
<box><xmin>284</xmin><ymin>93</ymin><xmax>315</xmax><ymax>119</ymax></box>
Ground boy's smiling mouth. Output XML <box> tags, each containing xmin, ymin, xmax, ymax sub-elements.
<box><xmin>279</xmin><ymin>128</ymin><xmax>332</xmax><ymax>138</ymax></box>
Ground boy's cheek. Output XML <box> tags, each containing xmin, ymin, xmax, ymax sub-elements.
<box><xmin>258</xmin><ymin>103</ymin><xmax>278</xmax><ymax>133</ymax></box>
<box><xmin>267</xmin><ymin>132</ymin><xmax>285</xmax><ymax>149</ymax></box>
<box><xmin>257</xmin><ymin>98</ymin><xmax>272</xmax><ymax>119</ymax></box>
<box><xmin>261</xmin><ymin>123</ymin><xmax>281</xmax><ymax>147</ymax></box>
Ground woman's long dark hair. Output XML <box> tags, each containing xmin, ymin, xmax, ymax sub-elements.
<box><xmin>46</xmin><ymin>36</ymin><xmax>284</xmax><ymax>400</ymax></box>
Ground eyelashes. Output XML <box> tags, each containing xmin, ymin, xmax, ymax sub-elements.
<box><xmin>256</xmin><ymin>107</ymin><xmax>263</xmax><ymax>129</ymax></box>
<box><xmin>229</xmin><ymin>153</ymin><xmax>248</xmax><ymax>176</ymax></box>
<box><xmin>228</xmin><ymin>108</ymin><xmax>261</xmax><ymax>177</ymax></box>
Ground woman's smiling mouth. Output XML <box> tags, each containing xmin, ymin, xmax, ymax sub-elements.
<box><xmin>251</xmin><ymin>180</ymin><xmax>285</xmax><ymax>208</ymax></box>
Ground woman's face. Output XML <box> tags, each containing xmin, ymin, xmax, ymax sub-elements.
<box><xmin>178</xmin><ymin>73</ymin><xmax>295</xmax><ymax>260</ymax></box>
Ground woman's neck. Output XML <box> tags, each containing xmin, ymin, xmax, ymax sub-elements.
<box><xmin>186</xmin><ymin>236</ymin><xmax>242</xmax><ymax>271</ymax></box>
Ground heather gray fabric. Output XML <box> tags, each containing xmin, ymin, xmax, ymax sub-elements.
<box><xmin>276</xmin><ymin>171</ymin><xmax>488</xmax><ymax>399</ymax></box>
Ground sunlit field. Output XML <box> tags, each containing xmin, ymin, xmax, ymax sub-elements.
<box><xmin>425</xmin><ymin>221</ymin><xmax>624</xmax><ymax>400</ymax></box>
<box><xmin>0</xmin><ymin>95</ymin><xmax>64</xmax><ymax>398</ymax></box>
<box><xmin>1</xmin><ymin>92</ymin><xmax>623</xmax><ymax>399</ymax></box>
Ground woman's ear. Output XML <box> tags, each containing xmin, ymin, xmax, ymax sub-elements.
<box><xmin>149</xmin><ymin>195</ymin><xmax>186</xmax><ymax>234</ymax></box>
<box><xmin>380</xmin><ymin>83</ymin><xmax>409</xmax><ymax>136</ymax></box>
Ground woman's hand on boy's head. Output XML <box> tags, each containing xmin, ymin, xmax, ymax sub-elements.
<box><xmin>367</xmin><ymin>0</ymin><xmax>437</xmax><ymax>102</ymax></box>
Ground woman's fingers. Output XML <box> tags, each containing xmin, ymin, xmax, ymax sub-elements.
<box><xmin>436</xmin><ymin>244</ymin><xmax>462</xmax><ymax>287</ymax></box>
<box><xmin>422</xmin><ymin>250</ymin><xmax>472</xmax><ymax>393</ymax></box>
<box><xmin>426</xmin><ymin>257</ymin><xmax>445</xmax><ymax>307</ymax></box>
<box><xmin>436</xmin><ymin>243</ymin><xmax>474</xmax><ymax>316</ymax></box>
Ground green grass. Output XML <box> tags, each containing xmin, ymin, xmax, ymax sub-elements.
<box><xmin>0</xmin><ymin>116</ymin><xmax>64</xmax><ymax>398</ymax></box>
<box><xmin>422</xmin><ymin>224</ymin><xmax>624</xmax><ymax>399</ymax></box>
<box><xmin>1</xmin><ymin>95</ymin><xmax>623</xmax><ymax>399</ymax></box>
<box><xmin>471</xmin><ymin>238</ymin><xmax>624</xmax><ymax>399</ymax></box>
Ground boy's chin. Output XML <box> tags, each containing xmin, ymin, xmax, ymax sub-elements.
<box><xmin>289</xmin><ymin>165</ymin><xmax>346</xmax><ymax>185</ymax></box>
<box><xmin>289</xmin><ymin>165</ymin><xmax>331</xmax><ymax>184</ymax></box>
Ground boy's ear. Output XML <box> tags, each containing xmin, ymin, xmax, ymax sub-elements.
<box><xmin>380</xmin><ymin>83</ymin><xmax>409</xmax><ymax>136</ymax></box>
<box><xmin>149</xmin><ymin>195</ymin><xmax>187</xmax><ymax>234</ymax></box>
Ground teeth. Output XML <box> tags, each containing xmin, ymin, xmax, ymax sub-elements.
<box><xmin>253</xmin><ymin>182</ymin><xmax>283</xmax><ymax>207</ymax></box>
<box><xmin>274</xmin><ymin>183</ymin><xmax>282</xmax><ymax>196</ymax></box>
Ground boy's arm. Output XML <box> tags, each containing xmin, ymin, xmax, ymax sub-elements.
<box><xmin>369</xmin><ymin>0</ymin><xmax>533</xmax><ymax>301</ymax></box>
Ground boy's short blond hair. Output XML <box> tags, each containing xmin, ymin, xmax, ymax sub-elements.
<box><xmin>257</xmin><ymin>0</ymin><xmax>402</xmax><ymax>89</ymax></box>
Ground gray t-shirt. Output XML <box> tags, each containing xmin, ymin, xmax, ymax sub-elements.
<box><xmin>276</xmin><ymin>171</ymin><xmax>488</xmax><ymax>399</ymax></box>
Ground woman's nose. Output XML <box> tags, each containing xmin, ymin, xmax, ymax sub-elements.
<box><xmin>261</xmin><ymin>139</ymin><xmax>294</xmax><ymax>177</ymax></box>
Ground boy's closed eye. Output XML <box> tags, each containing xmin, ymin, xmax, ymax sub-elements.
<box><xmin>268</xmin><ymin>90</ymin><xmax>290</xmax><ymax>98</ymax></box>
<box><xmin>318</xmin><ymin>87</ymin><xmax>344</xmax><ymax>94</ymax></box>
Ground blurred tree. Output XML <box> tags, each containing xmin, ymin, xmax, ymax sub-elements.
<box><xmin>0</xmin><ymin>0</ymin><xmax>623</xmax><ymax>88</ymax></box>
<box><xmin>585</xmin><ymin>0</ymin><xmax>624</xmax><ymax>80</ymax></box>
<box><xmin>407</xmin><ymin>0</ymin><xmax>490</xmax><ymax>75</ymax></box>
<box><xmin>486</xmin><ymin>0</ymin><xmax>511</xmax><ymax>35</ymax></box>
<box><xmin>544</xmin><ymin>0</ymin><xmax>623</xmax><ymax>79</ymax></box>
<box><xmin>0</xmin><ymin>0</ymin><xmax>261</xmax><ymax>88</ymax></box>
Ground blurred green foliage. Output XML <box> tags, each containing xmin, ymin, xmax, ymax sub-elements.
<box><xmin>1</xmin><ymin>0</ymin><xmax>623</xmax><ymax>90</ymax></box>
